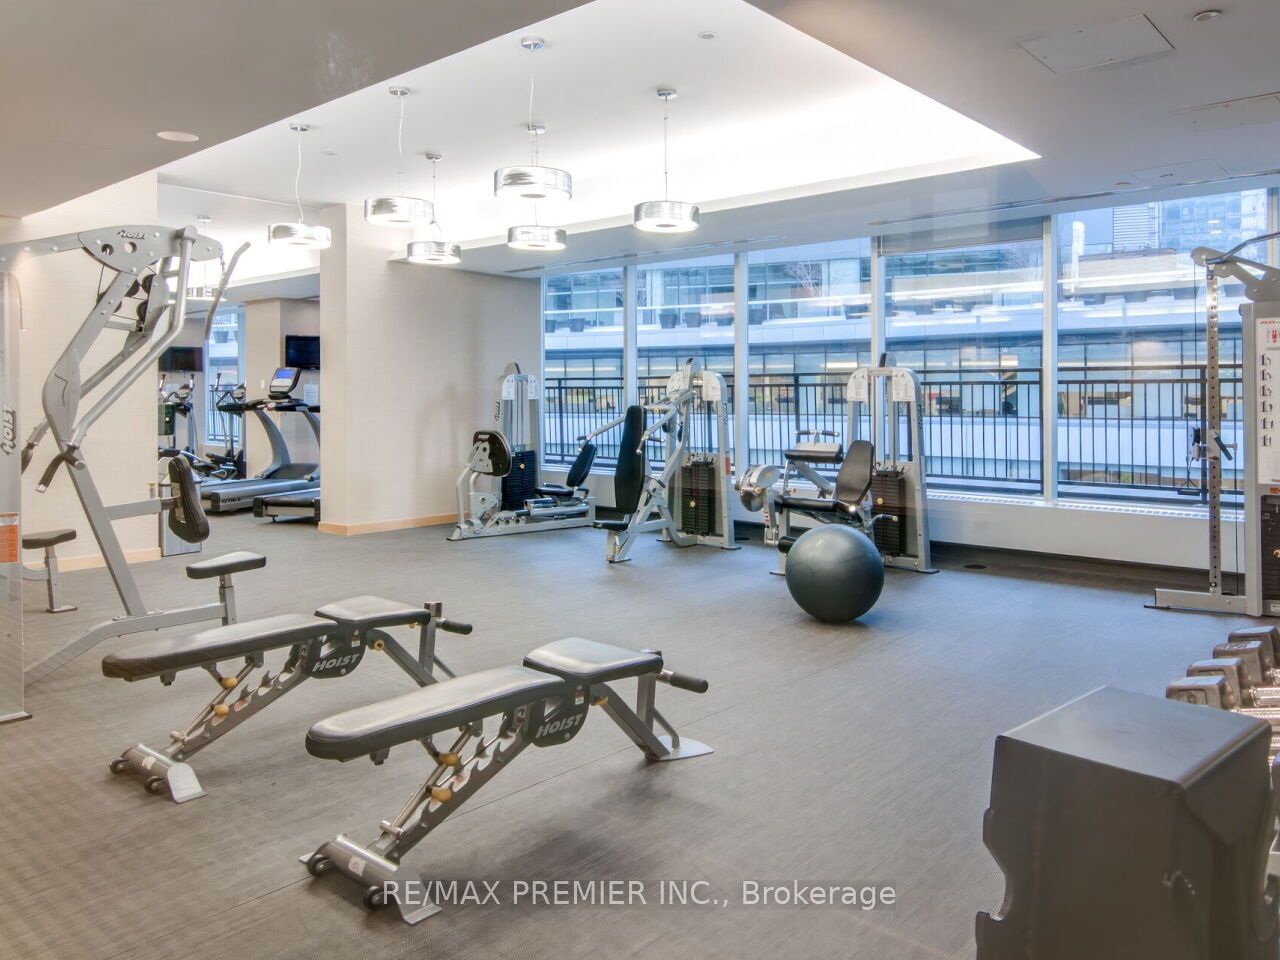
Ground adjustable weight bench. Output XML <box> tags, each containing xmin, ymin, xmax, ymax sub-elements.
<box><xmin>103</xmin><ymin>595</ymin><xmax>472</xmax><ymax>803</ymax></box>
<box><xmin>302</xmin><ymin>637</ymin><xmax>712</xmax><ymax>923</ymax></box>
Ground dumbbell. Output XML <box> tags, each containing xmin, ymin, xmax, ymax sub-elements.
<box><xmin>1213</xmin><ymin>626</ymin><xmax>1280</xmax><ymax>705</ymax></box>
<box><xmin>1169</xmin><ymin>654</ymin><xmax>1280</xmax><ymax>756</ymax></box>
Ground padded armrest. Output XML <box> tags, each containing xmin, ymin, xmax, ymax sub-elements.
<box><xmin>185</xmin><ymin>550</ymin><xmax>267</xmax><ymax>580</ymax></box>
<box><xmin>306</xmin><ymin>666</ymin><xmax>566</xmax><ymax>760</ymax></box>
<box><xmin>316</xmin><ymin>595</ymin><xmax>431</xmax><ymax>631</ymax></box>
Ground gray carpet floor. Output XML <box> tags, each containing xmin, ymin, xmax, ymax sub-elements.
<box><xmin>0</xmin><ymin>514</ymin><xmax>1252</xmax><ymax>960</ymax></box>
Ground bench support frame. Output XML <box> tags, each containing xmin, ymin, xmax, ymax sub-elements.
<box><xmin>109</xmin><ymin>604</ymin><xmax>462</xmax><ymax>802</ymax></box>
<box><xmin>303</xmin><ymin>670</ymin><xmax>711</xmax><ymax>923</ymax></box>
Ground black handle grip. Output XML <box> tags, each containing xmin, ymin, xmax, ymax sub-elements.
<box><xmin>437</xmin><ymin>619</ymin><xmax>473</xmax><ymax>636</ymax></box>
<box><xmin>661</xmin><ymin>670</ymin><xmax>709</xmax><ymax>694</ymax></box>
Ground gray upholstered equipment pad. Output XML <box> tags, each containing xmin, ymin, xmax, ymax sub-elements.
<box><xmin>22</xmin><ymin>528</ymin><xmax>76</xmax><ymax>549</ymax></box>
<box><xmin>184</xmin><ymin>550</ymin><xmax>268</xmax><ymax>580</ymax></box>
<box><xmin>315</xmin><ymin>595</ymin><xmax>432</xmax><ymax>631</ymax></box>
<box><xmin>523</xmin><ymin>637</ymin><xmax>663</xmax><ymax>685</ymax></box>
<box><xmin>102</xmin><ymin>614</ymin><xmax>333</xmax><ymax>681</ymax></box>
<box><xmin>306</xmin><ymin>666</ymin><xmax>567</xmax><ymax>760</ymax></box>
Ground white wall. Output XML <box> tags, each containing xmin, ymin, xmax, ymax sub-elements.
<box><xmin>242</xmin><ymin>298</ymin><xmax>320</xmax><ymax>475</ymax></box>
<box><xmin>0</xmin><ymin>174</ymin><xmax>160</xmax><ymax>567</ymax></box>
<box><xmin>319</xmin><ymin>204</ymin><xmax>539</xmax><ymax>532</ymax></box>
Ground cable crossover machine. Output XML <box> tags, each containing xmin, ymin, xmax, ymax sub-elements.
<box><xmin>0</xmin><ymin>225</ymin><xmax>260</xmax><ymax>685</ymax></box>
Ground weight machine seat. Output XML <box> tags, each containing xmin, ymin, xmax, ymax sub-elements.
<box><xmin>22</xmin><ymin>528</ymin><xmax>76</xmax><ymax>550</ymax></box>
<box><xmin>593</xmin><ymin>518</ymin><xmax>631</xmax><ymax>532</ymax></box>
<box><xmin>523</xmin><ymin>637</ymin><xmax>662</xmax><ymax>685</ymax></box>
<box><xmin>185</xmin><ymin>550</ymin><xmax>268</xmax><ymax>580</ymax></box>
<box><xmin>102</xmin><ymin>613</ymin><xmax>333</xmax><ymax>681</ymax></box>
<box><xmin>315</xmin><ymin>595</ymin><xmax>434</xmax><ymax>632</ymax></box>
<box><xmin>535</xmin><ymin>483</ymin><xmax>575</xmax><ymax>498</ymax></box>
<box><xmin>305</xmin><ymin>666</ymin><xmax>567</xmax><ymax>761</ymax></box>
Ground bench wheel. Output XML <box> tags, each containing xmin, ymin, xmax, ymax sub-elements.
<box><xmin>109</xmin><ymin>758</ymin><xmax>129</xmax><ymax>775</ymax></box>
<box><xmin>362</xmin><ymin>885</ymin><xmax>389</xmax><ymax>911</ymax></box>
<box><xmin>144</xmin><ymin>776</ymin><xmax>166</xmax><ymax>795</ymax></box>
<box><xmin>305</xmin><ymin>854</ymin><xmax>330</xmax><ymax>877</ymax></box>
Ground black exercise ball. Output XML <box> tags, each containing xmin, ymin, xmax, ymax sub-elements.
<box><xmin>784</xmin><ymin>525</ymin><xmax>885</xmax><ymax>623</ymax></box>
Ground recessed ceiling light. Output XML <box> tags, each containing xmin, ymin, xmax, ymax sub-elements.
<box><xmin>1192</xmin><ymin>9</ymin><xmax>1222</xmax><ymax>23</ymax></box>
<box><xmin>156</xmin><ymin>130</ymin><xmax>199</xmax><ymax>143</ymax></box>
<box><xmin>697</xmin><ymin>30</ymin><xmax>717</xmax><ymax>40</ymax></box>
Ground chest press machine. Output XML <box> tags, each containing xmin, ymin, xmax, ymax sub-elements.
<box><xmin>449</xmin><ymin>362</ymin><xmax>597</xmax><ymax>540</ymax></box>
<box><xmin>0</xmin><ymin>226</ymin><xmax>266</xmax><ymax>685</ymax></box>
<box><xmin>301</xmin><ymin>636</ymin><xmax>711</xmax><ymax>923</ymax></box>
<box><xmin>586</xmin><ymin>360</ymin><xmax>738</xmax><ymax>563</ymax></box>
<box><xmin>737</xmin><ymin>361</ymin><xmax>935</xmax><ymax>575</ymax></box>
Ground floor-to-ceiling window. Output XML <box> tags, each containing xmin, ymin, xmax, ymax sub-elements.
<box><xmin>883</xmin><ymin>228</ymin><xmax>1045</xmax><ymax>493</ymax></box>
<box><xmin>204</xmin><ymin>307</ymin><xmax>244</xmax><ymax>446</ymax></box>
<box><xmin>746</xmin><ymin>239</ymin><xmax>872</xmax><ymax>466</ymax></box>
<box><xmin>543</xmin><ymin>268</ymin><xmax>624</xmax><ymax>463</ymax></box>
<box><xmin>1054</xmin><ymin>188</ymin><xmax>1269</xmax><ymax>502</ymax></box>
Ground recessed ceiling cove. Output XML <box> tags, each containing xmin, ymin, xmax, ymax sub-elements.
<box><xmin>160</xmin><ymin>0</ymin><xmax>1037</xmax><ymax>250</ymax></box>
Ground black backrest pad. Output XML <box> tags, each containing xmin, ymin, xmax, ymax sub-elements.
<box><xmin>835</xmin><ymin>439</ymin><xmax>875</xmax><ymax>505</ymax></box>
<box><xmin>613</xmin><ymin>406</ymin><xmax>648</xmax><ymax>515</ymax></box>
<box><xmin>566</xmin><ymin>441</ymin><xmax>597</xmax><ymax>488</ymax></box>
<box><xmin>167</xmin><ymin>456</ymin><xmax>211</xmax><ymax>543</ymax></box>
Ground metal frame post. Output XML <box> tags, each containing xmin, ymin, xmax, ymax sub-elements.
<box><xmin>733</xmin><ymin>251</ymin><xmax>750</xmax><ymax>478</ymax></box>
<box><xmin>623</xmin><ymin>264</ymin><xmax>638</xmax><ymax>406</ymax></box>
<box><xmin>1042</xmin><ymin>215</ymin><xmax>1059</xmax><ymax>501</ymax></box>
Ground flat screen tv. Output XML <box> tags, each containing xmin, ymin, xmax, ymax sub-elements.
<box><xmin>160</xmin><ymin>346</ymin><xmax>203</xmax><ymax>372</ymax></box>
<box><xmin>285</xmin><ymin>335</ymin><xmax>320</xmax><ymax>370</ymax></box>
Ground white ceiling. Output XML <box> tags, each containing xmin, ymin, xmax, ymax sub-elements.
<box><xmin>0</xmin><ymin>0</ymin><xmax>587</xmax><ymax>218</ymax></box>
<box><xmin>159</xmin><ymin>0</ymin><xmax>1034</xmax><ymax>259</ymax></box>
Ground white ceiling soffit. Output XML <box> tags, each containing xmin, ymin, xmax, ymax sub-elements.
<box><xmin>0</xmin><ymin>0</ymin><xmax>588</xmax><ymax>218</ymax></box>
<box><xmin>161</xmin><ymin>0</ymin><xmax>1037</xmax><ymax>253</ymax></box>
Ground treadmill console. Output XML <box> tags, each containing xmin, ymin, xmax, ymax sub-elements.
<box><xmin>268</xmin><ymin>367</ymin><xmax>302</xmax><ymax>400</ymax></box>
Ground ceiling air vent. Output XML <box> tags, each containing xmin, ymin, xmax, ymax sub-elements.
<box><xmin>1175</xmin><ymin>93</ymin><xmax>1280</xmax><ymax>132</ymax></box>
<box><xmin>1019</xmin><ymin>14</ymin><xmax>1172</xmax><ymax>74</ymax></box>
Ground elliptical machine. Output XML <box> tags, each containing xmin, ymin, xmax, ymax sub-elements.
<box><xmin>449</xmin><ymin>363</ymin><xmax>597</xmax><ymax>540</ymax></box>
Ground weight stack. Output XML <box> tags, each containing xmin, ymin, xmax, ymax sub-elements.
<box><xmin>679</xmin><ymin>459</ymin><xmax>717</xmax><ymax>536</ymax></box>
<box><xmin>501</xmin><ymin>449</ymin><xmax>538</xmax><ymax>511</ymax></box>
<box><xmin>1262</xmin><ymin>496</ymin><xmax>1280</xmax><ymax>616</ymax></box>
<box><xmin>977</xmin><ymin>687</ymin><xmax>1279</xmax><ymax>960</ymax></box>
<box><xmin>870</xmin><ymin>470</ymin><xmax>906</xmax><ymax>556</ymax></box>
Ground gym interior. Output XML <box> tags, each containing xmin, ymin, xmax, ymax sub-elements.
<box><xmin>3</xmin><ymin>2</ymin><xmax>1280</xmax><ymax>958</ymax></box>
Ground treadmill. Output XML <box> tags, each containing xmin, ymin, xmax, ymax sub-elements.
<box><xmin>254</xmin><ymin>402</ymin><xmax>322</xmax><ymax>522</ymax></box>
<box><xmin>202</xmin><ymin>367</ymin><xmax>320</xmax><ymax>513</ymax></box>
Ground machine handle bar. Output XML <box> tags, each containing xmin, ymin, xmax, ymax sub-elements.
<box><xmin>659</xmin><ymin>669</ymin><xmax>709</xmax><ymax>694</ymax></box>
<box><xmin>437</xmin><ymin>618</ymin><xmax>473</xmax><ymax>636</ymax></box>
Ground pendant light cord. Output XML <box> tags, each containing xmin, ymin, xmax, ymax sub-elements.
<box><xmin>663</xmin><ymin>96</ymin><xmax>670</xmax><ymax>201</ymax></box>
<box><xmin>528</xmin><ymin>44</ymin><xmax>539</xmax><ymax>166</ymax></box>
<box><xmin>396</xmin><ymin>93</ymin><xmax>406</xmax><ymax>195</ymax></box>
<box><xmin>430</xmin><ymin>159</ymin><xmax>443</xmax><ymax>236</ymax></box>
<box><xmin>294</xmin><ymin>127</ymin><xmax>305</xmax><ymax>224</ymax></box>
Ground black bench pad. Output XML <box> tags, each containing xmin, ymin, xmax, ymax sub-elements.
<box><xmin>524</xmin><ymin>638</ymin><xmax>662</xmax><ymax>685</ymax></box>
<box><xmin>22</xmin><ymin>528</ymin><xmax>76</xmax><ymax>549</ymax></box>
<box><xmin>185</xmin><ymin>550</ymin><xmax>267</xmax><ymax>580</ymax></box>
<box><xmin>594</xmin><ymin>519</ymin><xmax>630</xmax><ymax>532</ymax></box>
<box><xmin>102</xmin><ymin>614</ymin><xmax>332</xmax><ymax>680</ymax></box>
<box><xmin>306</xmin><ymin>666</ymin><xmax>566</xmax><ymax>760</ymax></box>
<box><xmin>316</xmin><ymin>595</ymin><xmax>431</xmax><ymax>631</ymax></box>
<box><xmin>784</xmin><ymin>447</ymin><xmax>842</xmax><ymax>464</ymax></box>
<box><xmin>777</xmin><ymin>495</ymin><xmax>852</xmax><ymax>514</ymax></box>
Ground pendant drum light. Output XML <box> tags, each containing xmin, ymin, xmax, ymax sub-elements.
<box><xmin>634</xmin><ymin>89</ymin><xmax>699</xmax><ymax>233</ymax></box>
<box><xmin>268</xmin><ymin>123</ymin><xmax>332</xmax><ymax>249</ymax></box>
<box><xmin>495</xmin><ymin>37</ymin><xmax>572</xmax><ymax>203</ymax></box>
<box><xmin>365</xmin><ymin>86</ymin><xmax>433</xmax><ymax>227</ymax></box>
<box><xmin>405</xmin><ymin>153</ymin><xmax>462</xmax><ymax>265</ymax></box>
